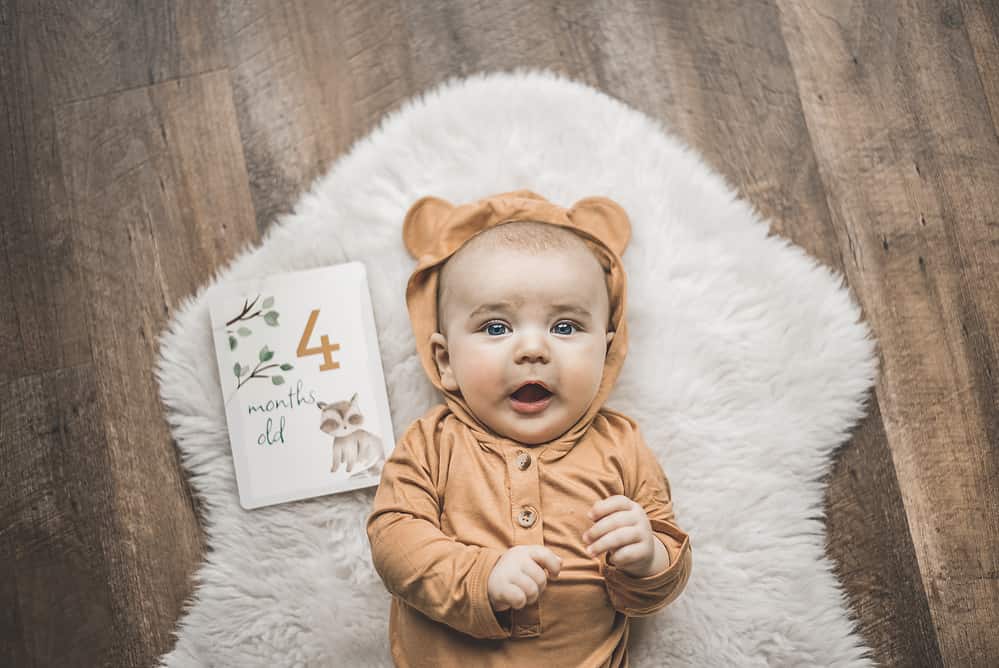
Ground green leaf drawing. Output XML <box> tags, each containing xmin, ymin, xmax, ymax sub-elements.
<box><xmin>264</xmin><ymin>311</ymin><xmax>280</xmax><ymax>326</ymax></box>
<box><xmin>262</xmin><ymin>297</ymin><xmax>274</xmax><ymax>309</ymax></box>
<box><xmin>234</xmin><ymin>357</ymin><xmax>284</xmax><ymax>390</ymax></box>
<box><xmin>280</xmin><ymin>363</ymin><xmax>293</xmax><ymax>371</ymax></box>
<box><xmin>237</xmin><ymin>327</ymin><xmax>252</xmax><ymax>336</ymax></box>
<box><xmin>233</xmin><ymin>362</ymin><xmax>241</xmax><ymax>378</ymax></box>
<box><xmin>229</xmin><ymin>335</ymin><xmax>237</xmax><ymax>351</ymax></box>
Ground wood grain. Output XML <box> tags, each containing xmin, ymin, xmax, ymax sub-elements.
<box><xmin>1</xmin><ymin>368</ymin><xmax>117</xmax><ymax>666</ymax></box>
<box><xmin>1</xmin><ymin>0</ymin><xmax>91</xmax><ymax>381</ymax></box>
<box><xmin>46</xmin><ymin>67</ymin><xmax>258</xmax><ymax>665</ymax></box>
<box><xmin>778</xmin><ymin>0</ymin><xmax>999</xmax><ymax>663</ymax></box>
<box><xmin>2</xmin><ymin>0</ymin><xmax>997</xmax><ymax>665</ymax></box>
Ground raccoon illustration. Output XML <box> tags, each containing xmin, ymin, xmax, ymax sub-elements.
<box><xmin>317</xmin><ymin>392</ymin><xmax>385</xmax><ymax>478</ymax></box>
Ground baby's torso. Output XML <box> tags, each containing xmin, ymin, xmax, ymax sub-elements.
<box><xmin>435</xmin><ymin>413</ymin><xmax>634</xmax><ymax>650</ymax></box>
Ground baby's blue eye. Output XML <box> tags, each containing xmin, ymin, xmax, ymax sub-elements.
<box><xmin>485</xmin><ymin>323</ymin><xmax>508</xmax><ymax>336</ymax></box>
<box><xmin>553</xmin><ymin>321</ymin><xmax>577</xmax><ymax>335</ymax></box>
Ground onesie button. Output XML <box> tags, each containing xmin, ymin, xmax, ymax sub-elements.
<box><xmin>517</xmin><ymin>507</ymin><xmax>537</xmax><ymax>528</ymax></box>
<box><xmin>515</xmin><ymin>451</ymin><xmax>532</xmax><ymax>470</ymax></box>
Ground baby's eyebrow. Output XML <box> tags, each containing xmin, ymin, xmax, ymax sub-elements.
<box><xmin>466</xmin><ymin>301</ymin><xmax>592</xmax><ymax>321</ymax></box>
<box><xmin>551</xmin><ymin>303</ymin><xmax>593</xmax><ymax>318</ymax></box>
<box><xmin>467</xmin><ymin>301</ymin><xmax>519</xmax><ymax>320</ymax></box>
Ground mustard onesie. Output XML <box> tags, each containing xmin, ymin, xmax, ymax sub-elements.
<box><xmin>366</xmin><ymin>190</ymin><xmax>693</xmax><ymax>667</ymax></box>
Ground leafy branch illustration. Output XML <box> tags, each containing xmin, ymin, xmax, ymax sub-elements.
<box><xmin>224</xmin><ymin>345</ymin><xmax>295</xmax><ymax>408</ymax></box>
<box><xmin>226</xmin><ymin>294</ymin><xmax>281</xmax><ymax>351</ymax></box>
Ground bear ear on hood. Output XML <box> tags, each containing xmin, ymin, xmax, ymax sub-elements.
<box><xmin>568</xmin><ymin>196</ymin><xmax>631</xmax><ymax>258</ymax></box>
<box><xmin>402</xmin><ymin>195</ymin><xmax>456</xmax><ymax>260</ymax></box>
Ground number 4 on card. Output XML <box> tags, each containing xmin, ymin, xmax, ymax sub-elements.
<box><xmin>297</xmin><ymin>309</ymin><xmax>341</xmax><ymax>371</ymax></box>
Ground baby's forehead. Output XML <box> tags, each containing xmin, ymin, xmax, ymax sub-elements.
<box><xmin>448</xmin><ymin>249</ymin><xmax>607</xmax><ymax>306</ymax></box>
<box><xmin>451</xmin><ymin>240</ymin><xmax>599</xmax><ymax>274</ymax></box>
<box><xmin>461</xmin><ymin>284</ymin><xmax>601</xmax><ymax>308</ymax></box>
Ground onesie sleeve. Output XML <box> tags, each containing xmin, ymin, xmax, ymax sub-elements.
<box><xmin>365</xmin><ymin>415</ymin><xmax>513</xmax><ymax>640</ymax></box>
<box><xmin>599</xmin><ymin>425</ymin><xmax>693</xmax><ymax>617</ymax></box>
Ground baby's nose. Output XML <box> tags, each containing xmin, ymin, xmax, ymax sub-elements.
<box><xmin>514</xmin><ymin>333</ymin><xmax>549</xmax><ymax>363</ymax></box>
<box><xmin>517</xmin><ymin>350</ymin><xmax>548</xmax><ymax>364</ymax></box>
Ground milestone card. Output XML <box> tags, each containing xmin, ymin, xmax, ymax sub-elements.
<box><xmin>207</xmin><ymin>261</ymin><xmax>393</xmax><ymax>509</ymax></box>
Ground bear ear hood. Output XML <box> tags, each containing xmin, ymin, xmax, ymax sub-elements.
<box><xmin>402</xmin><ymin>189</ymin><xmax>631</xmax><ymax>450</ymax></box>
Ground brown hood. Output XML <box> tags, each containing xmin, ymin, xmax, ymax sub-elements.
<box><xmin>402</xmin><ymin>189</ymin><xmax>631</xmax><ymax>451</ymax></box>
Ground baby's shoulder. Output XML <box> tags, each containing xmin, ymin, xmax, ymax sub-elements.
<box><xmin>418</xmin><ymin>402</ymin><xmax>450</xmax><ymax>426</ymax></box>
<box><xmin>596</xmin><ymin>406</ymin><xmax>641</xmax><ymax>438</ymax></box>
<box><xmin>397</xmin><ymin>404</ymin><xmax>450</xmax><ymax>445</ymax></box>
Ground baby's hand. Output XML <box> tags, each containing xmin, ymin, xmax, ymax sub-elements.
<box><xmin>487</xmin><ymin>545</ymin><xmax>562</xmax><ymax>612</ymax></box>
<box><xmin>582</xmin><ymin>495</ymin><xmax>669</xmax><ymax>577</ymax></box>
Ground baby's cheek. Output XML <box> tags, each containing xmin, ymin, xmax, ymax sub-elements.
<box><xmin>459</xmin><ymin>355</ymin><xmax>503</xmax><ymax>394</ymax></box>
<box><xmin>561</xmin><ymin>358</ymin><xmax>603</xmax><ymax>405</ymax></box>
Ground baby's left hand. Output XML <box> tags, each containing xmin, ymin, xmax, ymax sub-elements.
<box><xmin>582</xmin><ymin>495</ymin><xmax>669</xmax><ymax>577</ymax></box>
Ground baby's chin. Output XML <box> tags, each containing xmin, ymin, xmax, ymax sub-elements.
<box><xmin>504</xmin><ymin>422</ymin><xmax>576</xmax><ymax>445</ymax></box>
<box><xmin>494</xmin><ymin>408</ymin><xmax>580</xmax><ymax>445</ymax></box>
<box><xmin>507</xmin><ymin>430</ymin><xmax>563</xmax><ymax>445</ymax></box>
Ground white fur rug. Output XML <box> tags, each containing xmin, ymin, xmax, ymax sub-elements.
<box><xmin>154</xmin><ymin>68</ymin><xmax>880</xmax><ymax>666</ymax></box>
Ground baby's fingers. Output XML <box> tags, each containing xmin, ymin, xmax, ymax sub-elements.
<box><xmin>587</xmin><ymin>526</ymin><xmax>640</xmax><ymax>559</ymax></box>
<box><xmin>495</xmin><ymin>579</ymin><xmax>529</xmax><ymax>610</ymax></box>
<box><xmin>491</xmin><ymin>593</ymin><xmax>512</xmax><ymax>612</ymax></box>
<box><xmin>530</xmin><ymin>546</ymin><xmax>562</xmax><ymax>579</ymax></box>
<box><xmin>511</xmin><ymin>572</ymin><xmax>542</xmax><ymax>607</ymax></box>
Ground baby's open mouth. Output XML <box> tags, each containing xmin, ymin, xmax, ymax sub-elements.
<box><xmin>510</xmin><ymin>383</ymin><xmax>553</xmax><ymax>403</ymax></box>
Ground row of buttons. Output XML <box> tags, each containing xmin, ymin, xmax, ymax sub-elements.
<box><xmin>515</xmin><ymin>450</ymin><xmax>536</xmax><ymax>527</ymax></box>
<box><xmin>510</xmin><ymin>448</ymin><xmax>542</xmax><ymax>636</ymax></box>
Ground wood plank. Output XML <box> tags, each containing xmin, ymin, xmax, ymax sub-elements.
<box><xmin>777</xmin><ymin>1</ymin><xmax>999</xmax><ymax>663</ymax></box>
<box><xmin>1</xmin><ymin>1</ymin><xmax>92</xmax><ymax>381</ymax></box>
<box><xmin>7</xmin><ymin>68</ymin><xmax>258</xmax><ymax>665</ymax></box>
<box><xmin>820</xmin><ymin>400</ymin><xmax>942</xmax><ymax>665</ymax></box>
<box><xmin>15</xmin><ymin>0</ymin><xmax>223</xmax><ymax>105</ymax></box>
<box><xmin>1</xmin><ymin>368</ymin><xmax>117</xmax><ymax>667</ymax></box>
<box><xmin>1</xmin><ymin>0</ymin><xmax>224</xmax><ymax>381</ymax></box>
<box><xmin>962</xmin><ymin>0</ymin><xmax>999</xmax><ymax>140</ymax></box>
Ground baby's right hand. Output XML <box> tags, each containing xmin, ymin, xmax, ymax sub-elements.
<box><xmin>487</xmin><ymin>545</ymin><xmax>562</xmax><ymax>612</ymax></box>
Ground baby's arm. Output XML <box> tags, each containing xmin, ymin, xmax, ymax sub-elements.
<box><xmin>365</xmin><ymin>418</ymin><xmax>512</xmax><ymax>640</ymax></box>
<box><xmin>599</xmin><ymin>426</ymin><xmax>693</xmax><ymax>617</ymax></box>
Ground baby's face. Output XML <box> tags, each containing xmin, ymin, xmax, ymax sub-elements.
<box><xmin>429</xmin><ymin>245</ymin><xmax>614</xmax><ymax>445</ymax></box>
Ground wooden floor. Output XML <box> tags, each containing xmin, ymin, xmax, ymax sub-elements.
<box><xmin>3</xmin><ymin>1</ymin><xmax>998</xmax><ymax>665</ymax></box>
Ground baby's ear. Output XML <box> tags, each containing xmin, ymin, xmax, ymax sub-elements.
<box><xmin>568</xmin><ymin>196</ymin><xmax>631</xmax><ymax>257</ymax></box>
<box><xmin>429</xmin><ymin>332</ymin><xmax>459</xmax><ymax>391</ymax></box>
<box><xmin>402</xmin><ymin>195</ymin><xmax>456</xmax><ymax>259</ymax></box>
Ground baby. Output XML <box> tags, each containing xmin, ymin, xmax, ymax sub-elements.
<box><xmin>366</xmin><ymin>190</ymin><xmax>692</xmax><ymax>667</ymax></box>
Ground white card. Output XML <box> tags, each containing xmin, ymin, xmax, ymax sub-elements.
<box><xmin>207</xmin><ymin>261</ymin><xmax>393</xmax><ymax>509</ymax></box>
